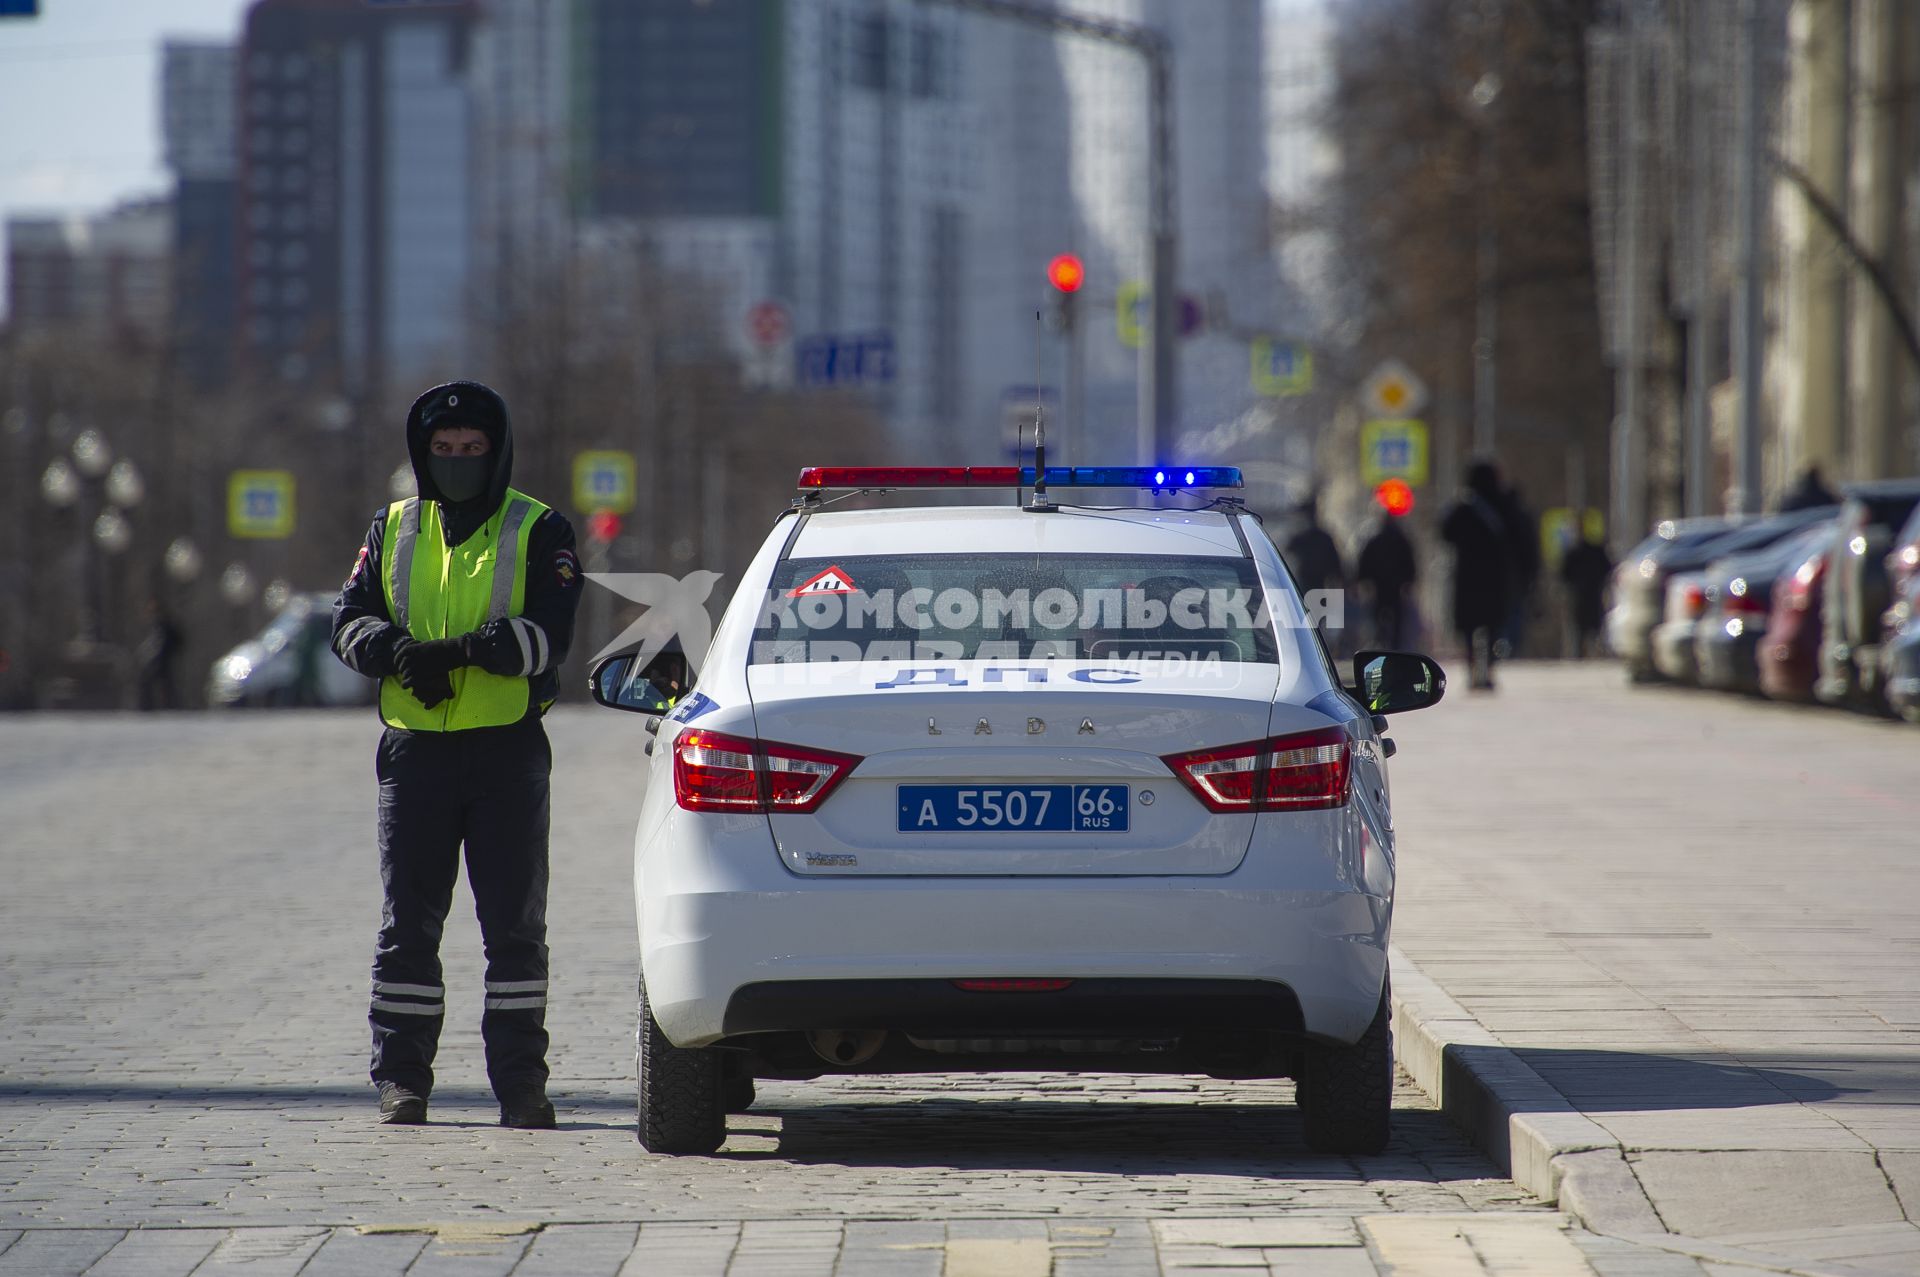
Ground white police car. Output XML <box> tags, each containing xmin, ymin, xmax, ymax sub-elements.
<box><xmin>590</xmin><ymin>466</ymin><xmax>1444</xmax><ymax>1155</ymax></box>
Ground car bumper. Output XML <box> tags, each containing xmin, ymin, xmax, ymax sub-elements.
<box><xmin>1651</xmin><ymin>620</ymin><xmax>1703</xmax><ymax>682</ymax></box>
<box><xmin>637</xmin><ymin>813</ymin><xmax>1392</xmax><ymax>1050</ymax></box>
<box><xmin>1696</xmin><ymin>626</ymin><xmax>1762</xmax><ymax>691</ymax></box>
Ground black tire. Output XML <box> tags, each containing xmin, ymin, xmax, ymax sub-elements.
<box><xmin>1297</xmin><ymin>986</ymin><xmax>1392</xmax><ymax>1155</ymax></box>
<box><xmin>723</xmin><ymin>1074</ymin><xmax>756</xmax><ymax>1114</ymax></box>
<box><xmin>636</xmin><ymin>976</ymin><xmax>725</xmax><ymax>1154</ymax></box>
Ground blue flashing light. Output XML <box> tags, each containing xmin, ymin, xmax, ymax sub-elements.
<box><xmin>1020</xmin><ymin>465</ymin><xmax>1242</xmax><ymax>490</ymax></box>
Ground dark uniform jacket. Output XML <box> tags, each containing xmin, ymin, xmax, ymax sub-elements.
<box><xmin>332</xmin><ymin>382</ymin><xmax>583</xmax><ymax>717</ymax></box>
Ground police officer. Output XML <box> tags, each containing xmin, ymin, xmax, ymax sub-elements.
<box><xmin>331</xmin><ymin>382</ymin><xmax>583</xmax><ymax>1128</ymax></box>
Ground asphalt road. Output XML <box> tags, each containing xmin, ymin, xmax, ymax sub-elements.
<box><xmin>0</xmin><ymin>703</ymin><xmax>1666</xmax><ymax>1275</ymax></box>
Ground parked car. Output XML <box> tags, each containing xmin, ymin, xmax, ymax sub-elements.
<box><xmin>1817</xmin><ymin>480</ymin><xmax>1920</xmax><ymax>707</ymax></box>
<box><xmin>1696</xmin><ymin>522</ymin><xmax>1836</xmax><ymax>694</ymax></box>
<box><xmin>1875</xmin><ymin>506</ymin><xmax>1920</xmax><ymax>721</ymax></box>
<box><xmin>1882</xmin><ymin>576</ymin><xmax>1920</xmax><ymax>722</ymax></box>
<box><xmin>1615</xmin><ymin>508</ymin><xmax>1834</xmax><ymax>683</ymax></box>
<box><xmin>1758</xmin><ymin>532</ymin><xmax>1832</xmax><ymax>702</ymax></box>
<box><xmin>1650</xmin><ymin>570</ymin><xmax>1712</xmax><ymax>684</ymax></box>
<box><xmin>207</xmin><ymin>592</ymin><xmax>374</xmax><ymax>708</ymax></box>
<box><xmin>1886</xmin><ymin>505</ymin><xmax>1920</xmax><ymax>599</ymax></box>
<box><xmin>1607</xmin><ymin>517</ymin><xmax>1739</xmax><ymax>680</ymax></box>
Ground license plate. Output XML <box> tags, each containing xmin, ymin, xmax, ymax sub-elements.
<box><xmin>897</xmin><ymin>784</ymin><xmax>1130</xmax><ymax>833</ymax></box>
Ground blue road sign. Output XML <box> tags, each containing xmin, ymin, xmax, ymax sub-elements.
<box><xmin>0</xmin><ymin>1</ymin><xmax>40</xmax><ymax>15</ymax></box>
<box><xmin>796</xmin><ymin>332</ymin><xmax>896</xmax><ymax>388</ymax></box>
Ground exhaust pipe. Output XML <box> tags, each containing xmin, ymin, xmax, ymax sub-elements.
<box><xmin>807</xmin><ymin>1029</ymin><xmax>887</xmax><ymax>1066</ymax></box>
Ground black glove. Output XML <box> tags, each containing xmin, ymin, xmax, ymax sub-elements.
<box><xmin>408</xmin><ymin>667</ymin><xmax>455</xmax><ymax>709</ymax></box>
<box><xmin>394</xmin><ymin>637</ymin><xmax>470</xmax><ymax>708</ymax></box>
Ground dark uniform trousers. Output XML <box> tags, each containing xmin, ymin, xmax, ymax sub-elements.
<box><xmin>370</xmin><ymin>714</ymin><xmax>552</xmax><ymax>1101</ymax></box>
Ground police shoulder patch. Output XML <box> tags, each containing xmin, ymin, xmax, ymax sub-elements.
<box><xmin>554</xmin><ymin>548</ymin><xmax>580</xmax><ymax>587</ymax></box>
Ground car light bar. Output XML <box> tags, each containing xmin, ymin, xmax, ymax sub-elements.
<box><xmin>796</xmin><ymin>465</ymin><xmax>1243</xmax><ymax>491</ymax></box>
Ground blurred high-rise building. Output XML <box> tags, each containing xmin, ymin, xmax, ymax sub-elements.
<box><xmin>467</xmin><ymin>1</ymin><xmax>1319</xmax><ymax>465</ymax></box>
<box><xmin>3</xmin><ymin>199</ymin><xmax>172</xmax><ymax>342</ymax></box>
<box><xmin>162</xmin><ymin>39</ymin><xmax>238</xmax><ymax>388</ymax></box>
<box><xmin>236</xmin><ymin>0</ymin><xmax>479</xmax><ymax>391</ymax></box>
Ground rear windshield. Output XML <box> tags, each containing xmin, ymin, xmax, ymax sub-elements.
<box><xmin>752</xmin><ymin>553</ymin><xmax>1280</xmax><ymax>664</ymax></box>
<box><xmin>1856</xmin><ymin>493</ymin><xmax>1920</xmax><ymax>529</ymax></box>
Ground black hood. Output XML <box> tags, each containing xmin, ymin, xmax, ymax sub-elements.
<box><xmin>405</xmin><ymin>381</ymin><xmax>514</xmax><ymax>544</ymax></box>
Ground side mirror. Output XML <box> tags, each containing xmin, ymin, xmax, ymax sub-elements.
<box><xmin>1350</xmin><ymin>649</ymin><xmax>1446</xmax><ymax>715</ymax></box>
<box><xmin>588</xmin><ymin>653</ymin><xmax>674</xmax><ymax>715</ymax></box>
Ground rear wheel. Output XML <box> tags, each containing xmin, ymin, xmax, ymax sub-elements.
<box><xmin>636</xmin><ymin>976</ymin><xmax>725</xmax><ymax>1154</ymax></box>
<box><xmin>1297</xmin><ymin>986</ymin><xmax>1392</xmax><ymax>1155</ymax></box>
<box><xmin>723</xmin><ymin>1075</ymin><xmax>757</xmax><ymax>1114</ymax></box>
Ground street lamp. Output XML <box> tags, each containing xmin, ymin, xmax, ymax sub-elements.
<box><xmin>164</xmin><ymin>537</ymin><xmax>203</xmax><ymax>584</ymax></box>
<box><xmin>106</xmin><ymin>458</ymin><xmax>145</xmax><ymax>508</ymax></box>
<box><xmin>221</xmin><ymin>562</ymin><xmax>255</xmax><ymax>609</ymax></box>
<box><xmin>1469</xmin><ymin>70</ymin><xmax>1502</xmax><ymax>459</ymax></box>
<box><xmin>71</xmin><ymin>428</ymin><xmax>112</xmax><ymax>480</ymax></box>
<box><xmin>41</xmin><ymin>458</ymin><xmax>79</xmax><ymax>508</ymax></box>
<box><xmin>93</xmin><ymin>509</ymin><xmax>132</xmax><ymax>555</ymax></box>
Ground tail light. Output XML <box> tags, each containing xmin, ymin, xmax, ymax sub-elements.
<box><xmin>1723</xmin><ymin>577</ymin><xmax>1767</xmax><ymax>615</ymax></box>
<box><xmin>672</xmin><ymin>729</ymin><xmax>860</xmax><ymax>813</ymax></box>
<box><xmin>1682</xmin><ymin>582</ymin><xmax>1706</xmax><ymax>617</ymax></box>
<box><xmin>1163</xmin><ymin>726</ymin><xmax>1351</xmax><ymax>813</ymax></box>
<box><xmin>1784</xmin><ymin>555</ymin><xmax>1826</xmax><ymax>611</ymax></box>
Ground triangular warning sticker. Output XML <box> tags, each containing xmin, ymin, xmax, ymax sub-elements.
<box><xmin>789</xmin><ymin>565</ymin><xmax>858</xmax><ymax>597</ymax></box>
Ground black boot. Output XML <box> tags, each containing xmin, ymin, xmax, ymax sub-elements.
<box><xmin>378</xmin><ymin>1082</ymin><xmax>428</xmax><ymax>1125</ymax></box>
<box><xmin>499</xmin><ymin>1087</ymin><xmax>557</xmax><ymax>1129</ymax></box>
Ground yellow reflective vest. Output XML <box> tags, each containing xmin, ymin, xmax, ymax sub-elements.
<box><xmin>378</xmin><ymin>490</ymin><xmax>548</xmax><ymax>731</ymax></box>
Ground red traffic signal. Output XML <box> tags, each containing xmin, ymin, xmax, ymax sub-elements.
<box><xmin>1374</xmin><ymin>478</ymin><xmax>1415</xmax><ymax>517</ymax></box>
<box><xmin>587</xmin><ymin>512</ymin><xmax>624</xmax><ymax>543</ymax></box>
<box><xmin>1047</xmin><ymin>253</ymin><xmax>1085</xmax><ymax>294</ymax></box>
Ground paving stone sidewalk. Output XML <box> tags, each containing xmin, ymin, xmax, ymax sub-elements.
<box><xmin>1385</xmin><ymin>663</ymin><xmax>1920</xmax><ymax>1277</ymax></box>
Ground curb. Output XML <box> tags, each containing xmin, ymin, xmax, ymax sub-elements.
<box><xmin>1387</xmin><ymin>945</ymin><xmax>1657</xmax><ymax>1232</ymax></box>
<box><xmin>1387</xmin><ymin>945</ymin><xmax>1900</xmax><ymax>1277</ymax></box>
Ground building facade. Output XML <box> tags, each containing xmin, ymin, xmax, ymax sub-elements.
<box><xmin>163</xmin><ymin>40</ymin><xmax>239</xmax><ymax>387</ymax></box>
<box><xmin>236</xmin><ymin>0</ymin><xmax>479</xmax><ymax>390</ymax></box>
<box><xmin>4</xmin><ymin>199</ymin><xmax>171</xmax><ymax>341</ymax></box>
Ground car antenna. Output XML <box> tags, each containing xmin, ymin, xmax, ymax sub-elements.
<box><xmin>1028</xmin><ymin>308</ymin><xmax>1055</xmax><ymax>513</ymax></box>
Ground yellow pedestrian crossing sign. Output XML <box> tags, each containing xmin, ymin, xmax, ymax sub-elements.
<box><xmin>1251</xmin><ymin>337</ymin><xmax>1314</xmax><ymax>397</ymax></box>
<box><xmin>573</xmin><ymin>450</ymin><xmax>636</xmax><ymax>515</ymax></box>
<box><xmin>228</xmin><ymin>470</ymin><xmax>296</xmax><ymax>539</ymax></box>
<box><xmin>1360</xmin><ymin>420</ymin><xmax>1430</xmax><ymax>487</ymax></box>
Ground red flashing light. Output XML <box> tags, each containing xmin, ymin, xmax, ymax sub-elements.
<box><xmin>1047</xmin><ymin>253</ymin><xmax>1086</xmax><ymax>294</ymax></box>
<box><xmin>1374</xmin><ymin>478</ymin><xmax>1415</xmax><ymax>517</ymax></box>
<box><xmin>952</xmin><ymin>978</ymin><xmax>1076</xmax><ymax>993</ymax></box>
<box><xmin>587</xmin><ymin>512</ymin><xmax>624</xmax><ymax>542</ymax></box>
<box><xmin>798</xmin><ymin>466</ymin><xmax>1020</xmax><ymax>489</ymax></box>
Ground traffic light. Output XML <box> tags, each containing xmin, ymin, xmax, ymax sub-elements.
<box><xmin>1047</xmin><ymin>254</ymin><xmax>1085</xmax><ymax>294</ymax></box>
<box><xmin>1373</xmin><ymin>478</ymin><xmax>1415</xmax><ymax>517</ymax></box>
<box><xmin>587</xmin><ymin>511</ymin><xmax>624</xmax><ymax>543</ymax></box>
<box><xmin>1045</xmin><ymin>253</ymin><xmax>1084</xmax><ymax>332</ymax></box>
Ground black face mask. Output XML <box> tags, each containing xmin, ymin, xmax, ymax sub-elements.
<box><xmin>428</xmin><ymin>455</ymin><xmax>491</xmax><ymax>505</ymax></box>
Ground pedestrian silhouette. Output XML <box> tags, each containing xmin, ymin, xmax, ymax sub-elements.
<box><xmin>136</xmin><ymin>596</ymin><xmax>182</xmax><ymax>711</ymax></box>
<box><xmin>1356</xmin><ymin>510</ymin><xmax>1418</xmax><ymax>650</ymax></box>
<box><xmin>1560</xmin><ymin>532</ymin><xmax>1613</xmax><ymax>659</ymax></box>
<box><xmin>1441</xmin><ymin>460</ymin><xmax>1512</xmax><ymax>690</ymax></box>
<box><xmin>1777</xmin><ymin>464</ymin><xmax>1838</xmax><ymax>513</ymax></box>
